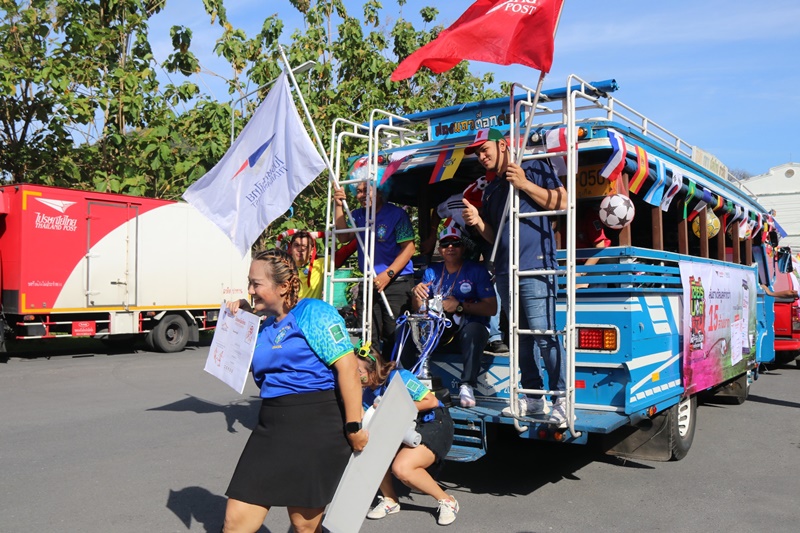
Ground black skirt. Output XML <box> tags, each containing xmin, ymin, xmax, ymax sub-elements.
<box><xmin>226</xmin><ymin>389</ymin><xmax>351</xmax><ymax>509</ymax></box>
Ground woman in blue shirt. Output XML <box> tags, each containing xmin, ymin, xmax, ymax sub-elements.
<box><xmin>223</xmin><ymin>249</ymin><xmax>367</xmax><ymax>533</ymax></box>
<box><xmin>357</xmin><ymin>346</ymin><xmax>458</xmax><ymax>527</ymax></box>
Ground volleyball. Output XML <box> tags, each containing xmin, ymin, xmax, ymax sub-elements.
<box><xmin>599</xmin><ymin>194</ymin><xmax>635</xmax><ymax>230</ymax></box>
<box><xmin>692</xmin><ymin>209</ymin><xmax>721</xmax><ymax>239</ymax></box>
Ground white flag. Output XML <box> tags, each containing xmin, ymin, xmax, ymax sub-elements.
<box><xmin>183</xmin><ymin>72</ymin><xmax>326</xmax><ymax>256</ymax></box>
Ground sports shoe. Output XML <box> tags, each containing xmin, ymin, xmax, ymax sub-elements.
<box><xmin>486</xmin><ymin>340</ymin><xmax>509</xmax><ymax>354</ymax></box>
<box><xmin>549</xmin><ymin>399</ymin><xmax>573</xmax><ymax>428</ymax></box>
<box><xmin>501</xmin><ymin>396</ymin><xmax>545</xmax><ymax>417</ymax></box>
<box><xmin>459</xmin><ymin>384</ymin><xmax>476</xmax><ymax>408</ymax></box>
<box><xmin>437</xmin><ymin>497</ymin><xmax>459</xmax><ymax>526</ymax></box>
<box><xmin>366</xmin><ymin>496</ymin><xmax>400</xmax><ymax>519</ymax></box>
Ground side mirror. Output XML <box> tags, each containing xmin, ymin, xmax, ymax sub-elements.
<box><xmin>777</xmin><ymin>246</ymin><xmax>794</xmax><ymax>273</ymax></box>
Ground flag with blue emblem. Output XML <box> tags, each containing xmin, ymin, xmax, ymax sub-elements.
<box><xmin>183</xmin><ymin>72</ymin><xmax>326</xmax><ymax>256</ymax></box>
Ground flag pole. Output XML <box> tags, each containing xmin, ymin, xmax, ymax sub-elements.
<box><xmin>276</xmin><ymin>45</ymin><xmax>393</xmax><ymax>317</ymax></box>
<box><xmin>489</xmin><ymin>0</ymin><xmax>567</xmax><ymax>264</ymax></box>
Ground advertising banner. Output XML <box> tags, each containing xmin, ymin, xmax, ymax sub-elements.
<box><xmin>679</xmin><ymin>262</ymin><xmax>756</xmax><ymax>394</ymax></box>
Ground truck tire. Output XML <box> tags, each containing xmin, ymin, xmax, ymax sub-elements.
<box><xmin>669</xmin><ymin>396</ymin><xmax>697</xmax><ymax>461</ymax></box>
<box><xmin>151</xmin><ymin>314</ymin><xmax>189</xmax><ymax>353</ymax></box>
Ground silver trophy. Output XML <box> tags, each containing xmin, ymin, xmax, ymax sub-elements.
<box><xmin>405</xmin><ymin>294</ymin><xmax>447</xmax><ymax>385</ymax></box>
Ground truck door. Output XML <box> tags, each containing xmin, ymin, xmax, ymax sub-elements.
<box><xmin>86</xmin><ymin>201</ymin><xmax>139</xmax><ymax>308</ymax></box>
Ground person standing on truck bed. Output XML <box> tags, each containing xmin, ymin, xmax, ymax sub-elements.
<box><xmin>461</xmin><ymin>128</ymin><xmax>569</xmax><ymax>426</ymax></box>
<box><xmin>222</xmin><ymin>249</ymin><xmax>368</xmax><ymax>533</ymax></box>
<box><xmin>333</xmin><ymin>175</ymin><xmax>416</xmax><ymax>360</ymax></box>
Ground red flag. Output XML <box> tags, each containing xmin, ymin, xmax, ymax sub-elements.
<box><xmin>391</xmin><ymin>0</ymin><xmax>564</xmax><ymax>81</ymax></box>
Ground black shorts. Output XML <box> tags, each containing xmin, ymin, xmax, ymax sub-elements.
<box><xmin>226</xmin><ymin>390</ymin><xmax>351</xmax><ymax>509</ymax></box>
<box><xmin>415</xmin><ymin>406</ymin><xmax>454</xmax><ymax>465</ymax></box>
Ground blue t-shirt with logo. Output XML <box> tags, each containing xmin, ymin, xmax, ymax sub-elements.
<box><xmin>482</xmin><ymin>159</ymin><xmax>563</xmax><ymax>275</ymax></box>
<box><xmin>352</xmin><ymin>203</ymin><xmax>414</xmax><ymax>276</ymax></box>
<box><xmin>421</xmin><ymin>260</ymin><xmax>495</xmax><ymax>326</ymax></box>
<box><xmin>252</xmin><ymin>298</ymin><xmax>353</xmax><ymax>399</ymax></box>
<box><xmin>362</xmin><ymin>368</ymin><xmax>431</xmax><ymax>410</ymax></box>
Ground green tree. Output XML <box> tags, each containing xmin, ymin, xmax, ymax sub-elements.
<box><xmin>1</xmin><ymin>0</ymin><xmax>501</xmax><ymax>236</ymax></box>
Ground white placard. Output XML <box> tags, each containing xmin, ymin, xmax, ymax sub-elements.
<box><xmin>203</xmin><ymin>303</ymin><xmax>260</xmax><ymax>394</ymax></box>
<box><xmin>323</xmin><ymin>376</ymin><xmax>418</xmax><ymax>533</ymax></box>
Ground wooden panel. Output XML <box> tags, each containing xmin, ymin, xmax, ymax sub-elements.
<box><xmin>699</xmin><ymin>209</ymin><xmax>709</xmax><ymax>258</ymax></box>
<box><xmin>651</xmin><ymin>206</ymin><xmax>663</xmax><ymax>250</ymax></box>
<box><xmin>618</xmin><ymin>173</ymin><xmax>631</xmax><ymax>246</ymax></box>
<box><xmin>731</xmin><ymin>224</ymin><xmax>741</xmax><ymax>264</ymax></box>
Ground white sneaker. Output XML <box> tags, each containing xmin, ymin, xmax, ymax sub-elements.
<box><xmin>366</xmin><ymin>496</ymin><xmax>400</xmax><ymax>519</ymax></box>
<box><xmin>501</xmin><ymin>396</ymin><xmax>545</xmax><ymax>417</ymax></box>
<box><xmin>437</xmin><ymin>497</ymin><xmax>459</xmax><ymax>526</ymax></box>
<box><xmin>549</xmin><ymin>399</ymin><xmax>573</xmax><ymax>428</ymax></box>
<box><xmin>459</xmin><ymin>384</ymin><xmax>476</xmax><ymax>407</ymax></box>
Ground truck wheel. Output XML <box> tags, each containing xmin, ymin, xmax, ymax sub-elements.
<box><xmin>151</xmin><ymin>315</ymin><xmax>189</xmax><ymax>353</ymax></box>
<box><xmin>669</xmin><ymin>396</ymin><xmax>697</xmax><ymax>461</ymax></box>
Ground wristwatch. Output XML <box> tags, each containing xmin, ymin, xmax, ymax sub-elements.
<box><xmin>386</xmin><ymin>269</ymin><xmax>396</xmax><ymax>278</ymax></box>
<box><xmin>455</xmin><ymin>303</ymin><xmax>464</xmax><ymax>314</ymax></box>
<box><xmin>344</xmin><ymin>421</ymin><xmax>362</xmax><ymax>434</ymax></box>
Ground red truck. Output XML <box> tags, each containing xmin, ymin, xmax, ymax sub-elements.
<box><xmin>770</xmin><ymin>269</ymin><xmax>800</xmax><ymax>365</ymax></box>
<box><xmin>0</xmin><ymin>184</ymin><xmax>250</xmax><ymax>352</ymax></box>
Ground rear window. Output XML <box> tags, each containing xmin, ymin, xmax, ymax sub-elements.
<box><xmin>774</xmin><ymin>272</ymin><xmax>799</xmax><ymax>292</ymax></box>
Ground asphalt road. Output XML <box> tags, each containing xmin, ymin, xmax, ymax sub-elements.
<box><xmin>1</xmin><ymin>339</ymin><xmax>798</xmax><ymax>533</ymax></box>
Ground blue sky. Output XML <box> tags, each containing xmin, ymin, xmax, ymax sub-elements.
<box><xmin>148</xmin><ymin>0</ymin><xmax>800</xmax><ymax>176</ymax></box>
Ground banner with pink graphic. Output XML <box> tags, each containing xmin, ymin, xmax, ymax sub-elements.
<box><xmin>679</xmin><ymin>262</ymin><xmax>757</xmax><ymax>394</ymax></box>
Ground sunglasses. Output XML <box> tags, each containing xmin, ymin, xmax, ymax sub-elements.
<box><xmin>356</xmin><ymin>342</ymin><xmax>376</xmax><ymax>361</ymax></box>
<box><xmin>440</xmin><ymin>240</ymin><xmax>463</xmax><ymax>248</ymax></box>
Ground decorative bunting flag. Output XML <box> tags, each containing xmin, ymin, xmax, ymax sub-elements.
<box><xmin>686</xmin><ymin>188</ymin><xmax>711</xmax><ymax>222</ymax></box>
<box><xmin>429</xmin><ymin>147</ymin><xmax>465</xmax><ymax>184</ymax></box>
<box><xmin>661</xmin><ymin>170</ymin><xmax>683</xmax><ymax>212</ymax></box>
<box><xmin>380</xmin><ymin>148</ymin><xmax>419</xmax><ymax>185</ymax></box>
<box><xmin>599</xmin><ymin>129</ymin><xmax>627</xmax><ymax>182</ymax></box>
<box><xmin>628</xmin><ymin>145</ymin><xmax>650</xmax><ymax>194</ymax></box>
<box><xmin>545</xmin><ymin>127</ymin><xmax>568</xmax><ymax>177</ymax></box>
<box><xmin>642</xmin><ymin>158</ymin><xmax>667</xmax><ymax>206</ymax></box>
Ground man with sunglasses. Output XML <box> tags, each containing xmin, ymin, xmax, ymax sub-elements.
<box><xmin>410</xmin><ymin>224</ymin><xmax>497</xmax><ymax>407</ymax></box>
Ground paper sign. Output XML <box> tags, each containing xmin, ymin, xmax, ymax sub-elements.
<box><xmin>323</xmin><ymin>376</ymin><xmax>418</xmax><ymax>533</ymax></box>
<box><xmin>203</xmin><ymin>303</ymin><xmax>260</xmax><ymax>393</ymax></box>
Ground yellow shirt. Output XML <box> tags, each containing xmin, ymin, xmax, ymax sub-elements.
<box><xmin>298</xmin><ymin>260</ymin><xmax>325</xmax><ymax>300</ymax></box>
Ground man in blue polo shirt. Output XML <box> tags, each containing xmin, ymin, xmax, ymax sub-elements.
<box><xmin>461</xmin><ymin>128</ymin><xmax>569</xmax><ymax>426</ymax></box>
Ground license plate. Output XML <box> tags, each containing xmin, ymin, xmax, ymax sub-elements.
<box><xmin>575</xmin><ymin>164</ymin><xmax>615</xmax><ymax>198</ymax></box>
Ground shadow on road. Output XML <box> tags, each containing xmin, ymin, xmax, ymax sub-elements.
<box><xmin>437</xmin><ymin>426</ymin><xmax>640</xmax><ymax>498</ymax></box>
<box><xmin>745</xmin><ymin>394</ymin><xmax>800</xmax><ymax>410</ymax></box>
<box><xmin>167</xmin><ymin>486</ymin><xmax>274</xmax><ymax>533</ymax></box>
<box><xmin>148</xmin><ymin>395</ymin><xmax>260</xmax><ymax>433</ymax></box>
<box><xmin>0</xmin><ymin>333</ymin><xmax>213</xmax><ymax>363</ymax></box>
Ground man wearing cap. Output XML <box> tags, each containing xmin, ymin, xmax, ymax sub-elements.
<box><xmin>461</xmin><ymin>127</ymin><xmax>569</xmax><ymax>426</ymax></box>
<box><xmin>410</xmin><ymin>224</ymin><xmax>497</xmax><ymax>407</ymax></box>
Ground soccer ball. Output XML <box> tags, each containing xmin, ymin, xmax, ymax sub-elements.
<box><xmin>692</xmin><ymin>208</ymin><xmax>721</xmax><ymax>239</ymax></box>
<box><xmin>599</xmin><ymin>194</ymin><xmax>635</xmax><ymax>230</ymax></box>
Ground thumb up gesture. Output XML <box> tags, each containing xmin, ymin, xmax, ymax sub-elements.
<box><xmin>462</xmin><ymin>198</ymin><xmax>481</xmax><ymax>227</ymax></box>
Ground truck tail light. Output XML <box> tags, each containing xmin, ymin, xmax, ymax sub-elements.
<box><xmin>792</xmin><ymin>312</ymin><xmax>800</xmax><ymax>332</ymax></box>
<box><xmin>577</xmin><ymin>327</ymin><xmax>617</xmax><ymax>351</ymax></box>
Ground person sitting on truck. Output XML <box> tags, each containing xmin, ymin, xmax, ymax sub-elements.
<box><xmin>461</xmin><ymin>127</ymin><xmax>570</xmax><ymax>426</ymax></box>
<box><xmin>221</xmin><ymin>248</ymin><xmax>367</xmax><ymax>533</ymax></box>
<box><xmin>333</xmin><ymin>174</ymin><xmax>416</xmax><ymax>360</ymax></box>
<box><xmin>357</xmin><ymin>344</ymin><xmax>458</xmax><ymax>526</ymax></box>
<box><xmin>421</xmin><ymin>189</ymin><xmax>508</xmax><ymax>355</ymax></box>
<box><xmin>410</xmin><ymin>224</ymin><xmax>498</xmax><ymax>408</ymax></box>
